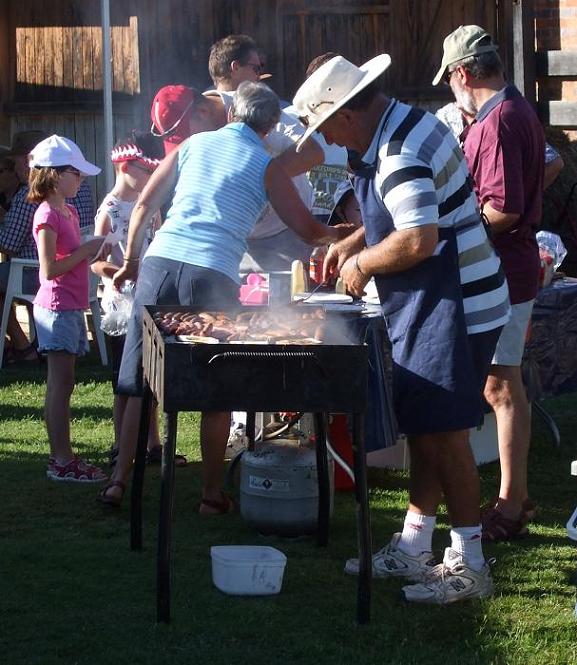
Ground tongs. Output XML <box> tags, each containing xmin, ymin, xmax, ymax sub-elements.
<box><xmin>290</xmin><ymin>280</ymin><xmax>326</xmax><ymax>305</ymax></box>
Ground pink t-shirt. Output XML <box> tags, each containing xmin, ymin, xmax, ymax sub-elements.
<box><xmin>32</xmin><ymin>201</ymin><xmax>89</xmax><ymax>310</ymax></box>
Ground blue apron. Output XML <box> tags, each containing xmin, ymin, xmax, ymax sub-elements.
<box><xmin>352</xmin><ymin>109</ymin><xmax>482</xmax><ymax>435</ymax></box>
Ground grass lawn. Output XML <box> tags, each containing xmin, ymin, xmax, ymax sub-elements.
<box><xmin>1</xmin><ymin>353</ymin><xmax>577</xmax><ymax>665</ymax></box>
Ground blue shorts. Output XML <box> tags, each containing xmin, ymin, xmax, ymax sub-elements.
<box><xmin>117</xmin><ymin>256</ymin><xmax>239</xmax><ymax>396</ymax></box>
<box><xmin>33</xmin><ymin>306</ymin><xmax>89</xmax><ymax>355</ymax></box>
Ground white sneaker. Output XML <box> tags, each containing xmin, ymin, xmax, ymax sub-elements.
<box><xmin>402</xmin><ymin>547</ymin><xmax>493</xmax><ymax>605</ymax></box>
<box><xmin>224</xmin><ymin>425</ymin><xmax>248</xmax><ymax>460</ymax></box>
<box><xmin>344</xmin><ymin>533</ymin><xmax>437</xmax><ymax>581</ymax></box>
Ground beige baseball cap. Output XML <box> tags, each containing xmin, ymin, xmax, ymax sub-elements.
<box><xmin>432</xmin><ymin>25</ymin><xmax>498</xmax><ymax>86</ymax></box>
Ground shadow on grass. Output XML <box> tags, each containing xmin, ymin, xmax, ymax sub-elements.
<box><xmin>0</xmin><ymin>354</ymin><xmax>111</xmax><ymax>387</ymax></box>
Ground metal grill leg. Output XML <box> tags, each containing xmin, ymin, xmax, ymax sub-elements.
<box><xmin>130</xmin><ymin>385</ymin><xmax>152</xmax><ymax>551</ymax></box>
<box><xmin>157</xmin><ymin>410</ymin><xmax>178</xmax><ymax>624</ymax></box>
<box><xmin>352</xmin><ymin>412</ymin><xmax>371</xmax><ymax>624</ymax></box>
<box><xmin>246</xmin><ymin>411</ymin><xmax>256</xmax><ymax>450</ymax></box>
<box><xmin>314</xmin><ymin>413</ymin><xmax>330</xmax><ymax>547</ymax></box>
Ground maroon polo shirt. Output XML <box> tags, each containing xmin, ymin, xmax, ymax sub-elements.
<box><xmin>463</xmin><ymin>85</ymin><xmax>545</xmax><ymax>304</ymax></box>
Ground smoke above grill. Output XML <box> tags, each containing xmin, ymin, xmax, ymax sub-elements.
<box><xmin>153</xmin><ymin>305</ymin><xmax>358</xmax><ymax>346</ymax></box>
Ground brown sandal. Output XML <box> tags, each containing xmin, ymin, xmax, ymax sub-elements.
<box><xmin>482</xmin><ymin>507</ymin><xmax>529</xmax><ymax>543</ymax></box>
<box><xmin>481</xmin><ymin>497</ymin><xmax>537</xmax><ymax>523</ymax></box>
<box><xmin>199</xmin><ymin>492</ymin><xmax>236</xmax><ymax>515</ymax></box>
<box><xmin>145</xmin><ymin>445</ymin><xmax>187</xmax><ymax>467</ymax></box>
<box><xmin>96</xmin><ymin>480</ymin><xmax>126</xmax><ymax>508</ymax></box>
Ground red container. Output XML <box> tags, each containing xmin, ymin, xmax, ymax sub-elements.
<box><xmin>329</xmin><ymin>414</ymin><xmax>355</xmax><ymax>491</ymax></box>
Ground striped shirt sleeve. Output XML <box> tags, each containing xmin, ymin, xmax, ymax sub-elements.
<box><xmin>376</xmin><ymin>151</ymin><xmax>439</xmax><ymax>230</ymax></box>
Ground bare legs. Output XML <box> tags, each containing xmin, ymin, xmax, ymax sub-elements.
<box><xmin>484</xmin><ymin>365</ymin><xmax>531</xmax><ymax>519</ymax></box>
<box><xmin>113</xmin><ymin>394</ymin><xmax>161</xmax><ymax>452</ymax></box>
<box><xmin>407</xmin><ymin>430</ymin><xmax>481</xmax><ymax>527</ymax></box>
<box><xmin>198</xmin><ymin>411</ymin><xmax>232</xmax><ymax>514</ymax></box>
<box><xmin>106</xmin><ymin>395</ymin><xmax>229</xmax><ymax>508</ymax></box>
<box><xmin>0</xmin><ymin>291</ymin><xmax>34</xmax><ymax>351</ymax></box>
<box><xmin>45</xmin><ymin>352</ymin><xmax>76</xmax><ymax>463</ymax></box>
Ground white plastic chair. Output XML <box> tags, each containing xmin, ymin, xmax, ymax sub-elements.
<box><xmin>0</xmin><ymin>258</ymin><xmax>38</xmax><ymax>368</ymax></box>
<box><xmin>0</xmin><ymin>258</ymin><xmax>108</xmax><ymax>367</ymax></box>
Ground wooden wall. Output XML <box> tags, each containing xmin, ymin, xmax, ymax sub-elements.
<box><xmin>0</xmin><ymin>0</ymin><xmax>501</xmax><ymax>202</ymax></box>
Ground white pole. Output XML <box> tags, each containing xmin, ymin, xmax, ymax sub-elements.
<box><xmin>101</xmin><ymin>0</ymin><xmax>114</xmax><ymax>191</ymax></box>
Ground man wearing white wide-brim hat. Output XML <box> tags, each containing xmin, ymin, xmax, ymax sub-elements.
<box><xmin>293</xmin><ymin>54</ymin><xmax>512</xmax><ymax>604</ymax></box>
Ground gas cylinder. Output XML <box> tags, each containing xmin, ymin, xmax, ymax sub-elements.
<box><xmin>239</xmin><ymin>439</ymin><xmax>334</xmax><ymax>536</ymax></box>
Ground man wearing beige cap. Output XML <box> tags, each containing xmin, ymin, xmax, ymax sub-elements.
<box><xmin>433</xmin><ymin>25</ymin><xmax>545</xmax><ymax>543</ymax></box>
<box><xmin>293</xmin><ymin>54</ymin><xmax>511</xmax><ymax>604</ymax></box>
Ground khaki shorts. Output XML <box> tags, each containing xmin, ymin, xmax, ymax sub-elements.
<box><xmin>492</xmin><ymin>299</ymin><xmax>535</xmax><ymax>367</ymax></box>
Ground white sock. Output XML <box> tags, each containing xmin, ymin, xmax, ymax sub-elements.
<box><xmin>398</xmin><ymin>511</ymin><xmax>436</xmax><ymax>556</ymax></box>
<box><xmin>449</xmin><ymin>525</ymin><xmax>485</xmax><ymax>571</ymax></box>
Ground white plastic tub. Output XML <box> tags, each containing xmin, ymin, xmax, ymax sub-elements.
<box><xmin>210</xmin><ymin>545</ymin><xmax>287</xmax><ymax>596</ymax></box>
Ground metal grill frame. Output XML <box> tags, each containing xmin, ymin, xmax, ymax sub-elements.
<box><xmin>130</xmin><ymin>304</ymin><xmax>373</xmax><ymax>627</ymax></box>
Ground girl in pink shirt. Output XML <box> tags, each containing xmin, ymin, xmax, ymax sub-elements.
<box><xmin>28</xmin><ymin>135</ymin><xmax>108</xmax><ymax>483</ymax></box>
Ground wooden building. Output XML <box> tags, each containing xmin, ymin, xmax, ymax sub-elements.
<box><xmin>0</xmin><ymin>0</ymin><xmax>573</xmax><ymax>201</ymax></box>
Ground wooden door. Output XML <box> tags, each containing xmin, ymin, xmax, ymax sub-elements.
<box><xmin>277</xmin><ymin>0</ymin><xmax>498</xmax><ymax>104</ymax></box>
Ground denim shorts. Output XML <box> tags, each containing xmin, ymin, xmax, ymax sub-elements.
<box><xmin>33</xmin><ymin>305</ymin><xmax>90</xmax><ymax>355</ymax></box>
<box><xmin>117</xmin><ymin>256</ymin><xmax>239</xmax><ymax>396</ymax></box>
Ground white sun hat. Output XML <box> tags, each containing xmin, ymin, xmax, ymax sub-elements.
<box><xmin>292</xmin><ymin>53</ymin><xmax>391</xmax><ymax>152</ymax></box>
<box><xmin>29</xmin><ymin>135</ymin><xmax>101</xmax><ymax>176</ymax></box>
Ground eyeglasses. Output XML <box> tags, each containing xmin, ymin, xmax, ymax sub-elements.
<box><xmin>444</xmin><ymin>68</ymin><xmax>457</xmax><ymax>85</ymax></box>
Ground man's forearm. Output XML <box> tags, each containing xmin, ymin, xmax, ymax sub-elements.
<box><xmin>482</xmin><ymin>203</ymin><xmax>520</xmax><ymax>235</ymax></box>
<box><xmin>358</xmin><ymin>225</ymin><xmax>438</xmax><ymax>276</ymax></box>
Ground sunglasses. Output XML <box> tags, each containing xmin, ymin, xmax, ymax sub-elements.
<box><xmin>245</xmin><ymin>61</ymin><xmax>263</xmax><ymax>75</ymax></box>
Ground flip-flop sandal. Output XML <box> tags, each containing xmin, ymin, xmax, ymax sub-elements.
<box><xmin>145</xmin><ymin>445</ymin><xmax>187</xmax><ymax>467</ymax></box>
<box><xmin>199</xmin><ymin>492</ymin><xmax>236</xmax><ymax>515</ymax></box>
<box><xmin>96</xmin><ymin>480</ymin><xmax>126</xmax><ymax>508</ymax></box>
<box><xmin>482</xmin><ymin>507</ymin><xmax>529</xmax><ymax>543</ymax></box>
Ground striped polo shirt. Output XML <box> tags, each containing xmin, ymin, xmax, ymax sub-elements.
<box><xmin>146</xmin><ymin>122</ymin><xmax>272</xmax><ymax>283</ymax></box>
<box><xmin>365</xmin><ymin>99</ymin><xmax>510</xmax><ymax>335</ymax></box>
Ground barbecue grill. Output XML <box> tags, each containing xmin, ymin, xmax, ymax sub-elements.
<box><xmin>130</xmin><ymin>304</ymin><xmax>373</xmax><ymax>625</ymax></box>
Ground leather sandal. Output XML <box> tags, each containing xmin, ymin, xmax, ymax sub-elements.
<box><xmin>96</xmin><ymin>480</ymin><xmax>126</xmax><ymax>508</ymax></box>
<box><xmin>481</xmin><ymin>497</ymin><xmax>537</xmax><ymax>523</ymax></box>
<box><xmin>145</xmin><ymin>445</ymin><xmax>187</xmax><ymax>467</ymax></box>
<box><xmin>6</xmin><ymin>343</ymin><xmax>40</xmax><ymax>365</ymax></box>
<box><xmin>482</xmin><ymin>507</ymin><xmax>529</xmax><ymax>543</ymax></box>
<box><xmin>199</xmin><ymin>492</ymin><xmax>236</xmax><ymax>515</ymax></box>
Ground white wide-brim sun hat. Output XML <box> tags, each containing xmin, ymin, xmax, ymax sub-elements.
<box><xmin>293</xmin><ymin>53</ymin><xmax>391</xmax><ymax>152</ymax></box>
<box><xmin>29</xmin><ymin>135</ymin><xmax>101</xmax><ymax>176</ymax></box>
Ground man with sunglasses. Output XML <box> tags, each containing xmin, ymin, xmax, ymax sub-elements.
<box><xmin>433</xmin><ymin>25</ymin><xmax>545</xmax><ymax>543</ymax></box>
<box><xmin>208</xmin><ymin>34</ymin><xmax>264</xmax><ymax>91</ymax></box>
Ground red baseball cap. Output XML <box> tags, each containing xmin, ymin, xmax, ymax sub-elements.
<box><xmin>150</xmin><ymin>85</ymin><xmax>199</xmax><ymax>154</ymax></box>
